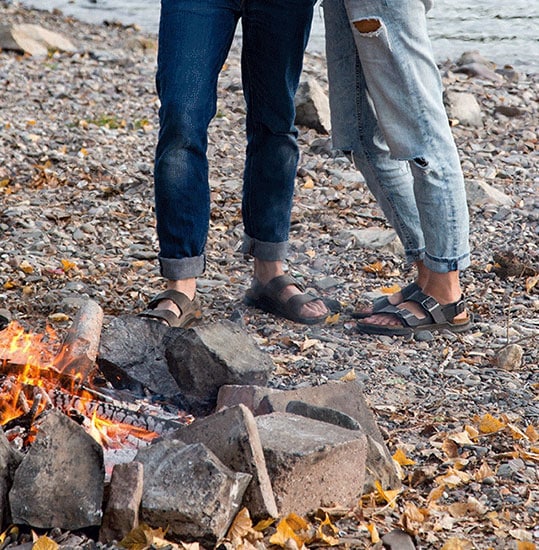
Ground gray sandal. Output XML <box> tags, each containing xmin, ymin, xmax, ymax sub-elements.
<box><xmin>352</xmin><ymin>282</ymin><xmax>421</xmax><ymax>319</ymax></box>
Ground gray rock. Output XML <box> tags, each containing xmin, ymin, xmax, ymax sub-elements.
<box><xmin>165</xmin><ymin>320</ymin><xmax>274</xmax><ymax>415</ymax></box>
<box><xmin>9</xmin><ymin>410</ymin><xmax>104</xmax><ymax>529</ymax></box>
<box><xmin>256</xmin><ymin>412</ymin><xmax>367</xmax><ymax>515</ymax></box>
<box><xmin>453</xmin><ymin>62</ymin><xmax>504</xmax><ymax>82</ymax></box>
<box><xmin>0</xmin><ymin>429</ymin><xmax>23</xmax><ymax>527</ymax></box>
<box><xmin>99</xmin><ymin>461</ymin><xmax>144</xmax><ymax>544</ymax></box>
<box><xmin>136</xmin><ymin>440</ymin><xmax>251</xmax><ymax>544</ymax></box>
<box><xmin>382</xmin><ymin>529</ymin><xmax>416</xmax><ymax>549</ymax></box>
<box><xmin>285</xmin><ymin>400</ymin><xmax>361</xmax><ymax>431</ymax></box>
<box><xmin>338</xmin><ymin>227</ymin><xmax>405</xmax><ymax>256</ymax></box>
<box><xmin>465</xmin><ymin>179</ymin><xmax>514</xmax><ymax>208</ymax></box>
<box><xmin>170</xmin><ymin>404</ymin><xmax>278</xmax><ymax>519</ymax></box>
<box><xmin>444</xmin><ymin>90</ymin><xmax>483</xmax><ymax>127</ymax></box>
<box><xmin>496</xmin><ymin>344</ymin><xmax>524</xmax><ymax>370</ymax></box>
<box><xmin>98</xmin><ymin>314</ymin><xmax>183</xmax><ymax>398</ymax></box>
<box><xmin>295</xmin><ymin>77</ymin><xmax>331</xmax><ymax>134</ymax></box>
<box><xmin>0</xmin><ymin>24</ymin><xmax>76</xmax><ymax>56</ymax></box>
<box><xmin>217</xmin><ymin>380</ymin><xmax>400</xmax><ymax>492</ymax></box>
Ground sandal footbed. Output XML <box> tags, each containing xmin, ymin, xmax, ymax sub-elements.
<box><xmin>352</xmin><ymin>282</ymin><xmax>422</xmax><ymax>319</ymax></box>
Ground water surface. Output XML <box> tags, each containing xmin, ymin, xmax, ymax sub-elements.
<box><xmin>20</xmin><ymin>0</ymin><xmax>539</xmax><ymax>71</ymax></box>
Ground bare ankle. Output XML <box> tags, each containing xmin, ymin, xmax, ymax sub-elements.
<box><xmin>253</xmin><ymin>259</ymin><xmax>285</xmax><ymax>285</ymax></box>
<box><xmin>166</xmin><ymin>279</ymin><xmax>197</xmax><ymax>301</ymax></box>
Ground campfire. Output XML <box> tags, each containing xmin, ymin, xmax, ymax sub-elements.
<box><xmin>0</xmin><ymin>300</ymin><xmax>189</xmax><ymax>458</ymax></box>
<box><xmin>0</xmin><ymin>299</ymin><xmax>392</xmax><ymax>547</ymax></box>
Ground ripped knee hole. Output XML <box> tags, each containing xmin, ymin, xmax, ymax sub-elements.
<box><xmin>353</xmin><ymin>19</ymin><xmax>382</xmax><ymax>34</ymax></box>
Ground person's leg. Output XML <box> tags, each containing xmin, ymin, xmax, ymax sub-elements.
<box><xmin>331</xmin><ymin>0</ymin><xmax>471</xmax><ymax>331</ymax></box>
<box><xmin>324</xmin><ymin>0</ymin><xmax>427</xmax><ymax>314</ymax></box>
<box><xmin>150</xmin><ymin>0</ymin><xmax>240</xmax><ymax>321</ymax></box>
<box><xmin>240</xmin><ymin>0</ymin><xmax>327</xmax><ymax>321</ymax></box>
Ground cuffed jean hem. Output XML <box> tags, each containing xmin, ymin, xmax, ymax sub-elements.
<box><xmin>424</xmin><ymin>252</ymin><xmax>471</xmax><ymax>274</ymax></box>
<box><xmin>241</xmin><ymin>234</ymin><xmax>289</xmax><ymax>261</ymax></box>
<box><xmin>404</xmin><ymin>248</ymin><xmax>426</xmax><ymax>265</ymax></box>
<box><xmin>158</xmin><ymin>254</ymin><xmax>206</xmax><ymax>280</ymax></box>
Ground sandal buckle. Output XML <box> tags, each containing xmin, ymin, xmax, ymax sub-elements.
<box><xmin>420</xmin><ymin>295</ymin><xmax>439</xmax><ymax>313</ymax></box>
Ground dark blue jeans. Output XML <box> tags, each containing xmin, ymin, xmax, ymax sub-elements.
<box><xmin>154</xmin><ymin>0</ymin><xmax>315</xmax><ymax>280</ymax></box>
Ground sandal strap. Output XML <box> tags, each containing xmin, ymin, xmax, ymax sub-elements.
<box><xmin>146</xmin><ymin>289</ymin><xmax>194</xmax><ymax>314</ymax></box>
<box><xmin>371</xmin><ymin>281</ymin><xmax>422</xmax><ymax>313</ymax></box>
<box><xmin>286</xmin><ymin>292</ymin><xmax>320</xmax><ymax>309</ymax></box>
<box><xmin>375</xmin><ymin>290</ymin><xmax>467</xmax><ymax>329</ymax></box>
<box><xmin>139</xmin><ymin>308</ymin><xmax>180</xmax><ymax>325</ymax></box>
<box><xmin>405</xmin><ymin>289</ymin><xmax>448</xmax><ymax>325</ymax></box>
<box><xmin>260</xmin><ymin>274</ymin><xmax>306</xmax><ymax>296</ymax></box>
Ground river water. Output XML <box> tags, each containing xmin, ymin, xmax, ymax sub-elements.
<box><xmin>20</xmin><ymin>0</ymin><xmax>539</xmax><ymax>72</ymax></box>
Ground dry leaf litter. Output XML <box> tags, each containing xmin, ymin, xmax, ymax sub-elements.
<box><xmin>0</xmin><ymin>2</ymin><xmax>538</xmax><ymax>549</ymax></box>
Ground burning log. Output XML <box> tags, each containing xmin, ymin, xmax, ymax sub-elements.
<box><xmin>54</xmin><ymin>299</ymin><xmax>103</xmax><ymax>381</ymax></box>
<box><xmin>49</xmin><ymin>387</ymin><xmax>189</xmax><ymax>436</ymax></box>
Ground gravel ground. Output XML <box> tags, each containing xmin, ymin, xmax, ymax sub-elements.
<box><xmin>0</xmin><ymin>2</ymin><xmax>538</xmax><ymax>549</ymax></box>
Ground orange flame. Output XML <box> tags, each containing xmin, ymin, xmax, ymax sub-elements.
<box><xmin>0</xmin><ymin>321</ymin><xmax>158</xmax><ymax>448</ymax></box>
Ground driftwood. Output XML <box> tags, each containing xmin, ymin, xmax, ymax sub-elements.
<box><xmin>54</xmin><ymin>299</ymin><xmax>103</xmax><ymax>381</ymax></box>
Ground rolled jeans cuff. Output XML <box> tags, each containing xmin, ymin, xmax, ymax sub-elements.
<box><xmin>158</xmin><ymin>255</ymin><xmax>205</xmax><ymax>280</ymax></box>
<box><xmin>242</xmin><ymin>233</ymin><xmax>288</xmax><ymax>261</ymax></box>
<box><xmin>424</xmin><ymin>252</ymin><xmax>471</xmax><ymax>274</ymax></box>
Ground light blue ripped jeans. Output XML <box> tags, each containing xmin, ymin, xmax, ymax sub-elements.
<box><xmin>323</xmin><ymin>0</ymin><xmax>470</xmax><ymax>273</ymax></box>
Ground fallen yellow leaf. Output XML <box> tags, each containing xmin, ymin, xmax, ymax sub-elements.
<box><xmin>380</xmin><ymin>283</ymin><xmax>401</xmax><ymax>294</ymax></box>
<box><xmin>366</xmin><ymin>523</ymin><xmax>380</xmax><ymax>543</ymax></box>
<box><xmin>525</xmin><ymin>424</ymin><xmax>539</xmax><ymax>443</ymax></box>
<box><xmin>253</xmin><ymin>517</ymin><xmax>276</xmax><ymax>532</ymax></box>
<box><xmin>339</xmin><ymin>369</ymin><xmax>356</xmax><ymax>382</ymax></box>
<box><xmin>374</xmin><ymin>480</ymin><xmax>401</xmax><ymax>508</ymax></box>
<box><xmin>449</xmin><ymin>431</ymin><xmax>474</xmax><ymax>446</ymax></box>
<box><xmin>362</xmin><ymin>261</ymin><xmax>384</xmax><ymax>274</ymax></box>
<box><xmin>226</xmin><ymin>507</ymin><xmax>253</xmax><ymax>542</ymax></box>
<box><xmin>310</xmin><ymin>514</ymin><xmax>339</xmax><ymax>546</ymax></box>
<box><xmin>324</xmin><ymin>312</ymin><xmax>340</xmax><ymax>325</ymax></box>
<box><xmin>19</xmin><ymin>260</ymin><xmax>34</xmax><ymax>274</ymax></box>
<box><xmin>392</xmin><ymin>448</ymin><xmax>416</xmax><ymax>466</ymax></box>
<box><xmin>32</xmin><ymin>536</ymin><xmax>58</xmax><ymax>550</ymax></box>
<box><xmin>61</xmin><ymin>259</ymin><xmax>77</xmax><ymax>272</ymax></box>
<box><xmin>474</xmin><ymin>461</ymin><xmax>494</xmax><ymax>482</ymax></box>
<box><xmin>477</xmin><ymin>413</ymin><xmax>506</xmax><ymax>434</ymax></box>
<box><xmin>269</xmin><ymin>516</ymin><xmax>309</xmax><ymax>549</ymax></box>
<box><xmin>441</xmin><ymin>537</ymin><xmax>473</xmax><ymax>550</ymax></box>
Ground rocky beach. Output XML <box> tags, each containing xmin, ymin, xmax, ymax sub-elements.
<box><xmin>0</xmin><ymin>2</ymin><xmax>538</xmax><ymax>549</ymax></box>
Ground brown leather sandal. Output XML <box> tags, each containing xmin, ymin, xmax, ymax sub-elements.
<box><xmin>138</xmin><ymin>289</ymin><xmax>202</xmax><ymax>328</ymax></box>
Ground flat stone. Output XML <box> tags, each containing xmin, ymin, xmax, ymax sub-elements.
<box><xmin>98</xmin><ymin>315</ymin><xmax>183</xmax><ymax>398</ymax></box>
<box><xmin>165</xmin><ymin>320</ymin><xmax>274</xmax><ymax>415</ymax></box>
<box><xmin>444</xmin><ymin>90</ymin><xmax>483</xmax><ymax>127</ymax></box>
<box><xmin>99</xmin><ymin>461</ymin><xmax>144</xmax><ymax>544</ymax></box>
<box><xmin>295</xmin><ymin>77</ymin><xmax>331</xmax><ymax>134</ymax></box>
<box><xmin>255</xmin><ymin>412</ymin><xmax>367</xmax><ymax>515</ymax></box>
<box><xmin>217</xmin><ymin>379</ymin><xmax>400</xmax><ymax>492</ymax></box>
